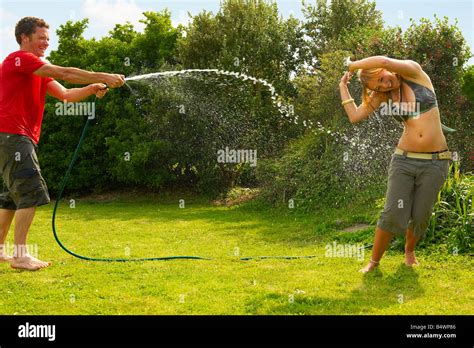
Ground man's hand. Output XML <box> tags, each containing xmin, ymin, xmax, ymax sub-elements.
<box><xmin>100</xmin><ymin>73</ymin><xmax>126</xmax><ymax>88</ymax></box>
<box><xmin>90</xmin><ymin>83</ymin><xmax>109</xmax><ymax>99</ymax></box>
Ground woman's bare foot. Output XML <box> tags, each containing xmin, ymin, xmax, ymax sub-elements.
<box><xmin>405</xmin><ymin>251</ymin><xmax>419</xmax><ymax>266</ymax></box>
<box><xmin>359</xmin><ymin>259</ymin><xmax>380</xmax><ymax>273</ymax></box>
<box><xmin>10</xmin><ymin>255</ymin><xmax>51</xmax><ymax>271</ymax></box>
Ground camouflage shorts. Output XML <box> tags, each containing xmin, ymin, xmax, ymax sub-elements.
<box><xmin>0</xmin><ymin>132</ymin><xmax>50</xmax><ymax>210</ymax></box>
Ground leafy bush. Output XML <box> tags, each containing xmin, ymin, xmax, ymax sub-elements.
<box><xmin>257</xmin><ymin>130</ymin><xmax>383</xmax><ymax>212</ymax></box>
<box><xmin>462</xmin><ymin>65</ymin><xmax>474</xmax><ymax>103</ymax></box>
<box><xmin>425</xmin><ymin>162</ymin><xmax>473</xmax><ymax>253</ymax></box>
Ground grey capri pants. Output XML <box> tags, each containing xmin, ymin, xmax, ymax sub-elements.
<box><xmin>377</xmin><ymin>152</ymin><xmax>449</xmax><ymax>239</ymax></box>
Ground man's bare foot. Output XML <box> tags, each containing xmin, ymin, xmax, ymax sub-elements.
<box><xmin>0</xmin><ymin>254</ymin><xmax>13</xmax><ymax>262</ymax></box>
<box><xmin>405</xmin><ymin>251</ymin><xmax>419</xmax><ymax>266</ymax></box>
<box><xmin>359</xmin><ymin>259</ymin><xmax>380</xmax><ymax>273</ymax></box>
<box><xmin>10</xmin><ymin>255</ymin><xmax>51</xmax><ymax>271</ymax></box>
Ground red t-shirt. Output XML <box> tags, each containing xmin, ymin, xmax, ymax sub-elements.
<box><xmin>0</xmin><ymin>50</ymin><xmax>54</xmax><ymax>144</ymax></box>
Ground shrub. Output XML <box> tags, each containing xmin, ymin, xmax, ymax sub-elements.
<box><xmin>426</xmin><ymin>162</ymin><xmax>473</xmax><ymax>253</ymax></box>
<box><xmin>256</xmin><ymin>130</ymin><xmax>383</xmax><ymax>212</ymax></box>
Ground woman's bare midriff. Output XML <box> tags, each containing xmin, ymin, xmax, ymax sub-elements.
<box><xmin>397</xmin><ymin>107</ymin><xmax>448</xmax><ymax>152</ymax></box>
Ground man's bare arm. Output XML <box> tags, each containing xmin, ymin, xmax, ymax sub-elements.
<box><xmin>46</xmin><ymin>80</ymin><xmax>108</xmax><ymax>102</ymax></box>
<box><xmin>34</xmin><ymin>64</ymin><xmax>125</xmax><ymax>88</ymax></box>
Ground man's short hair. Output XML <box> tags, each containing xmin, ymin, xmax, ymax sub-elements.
<box><xmin>15</xmin><ymin>17</ymin><xmax>49</xmax><ymax>45</ymax></box>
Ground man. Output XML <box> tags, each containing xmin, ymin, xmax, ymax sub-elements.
<box><xmin>0</xmin><ymin>17</ymin><xmax>125</xmax><ymax>271</ymax></box>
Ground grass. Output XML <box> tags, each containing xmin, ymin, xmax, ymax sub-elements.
<box><xmin>0</xmin><ymin>193</ymin><xmax>472</xmax><ymax>315</ymax></box>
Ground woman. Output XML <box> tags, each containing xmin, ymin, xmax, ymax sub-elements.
<box><xmin>339</xmin><ymin>56</ymin><xmax>452</xmax><ymax>273</ymax></box>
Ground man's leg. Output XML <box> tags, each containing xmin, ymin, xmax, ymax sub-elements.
<box><xmin>0</xmin><ymin>208</ymin><xmax>15</xmax><ymax>261</ymax></box>
<box><xmin>10</xmin><ymin>207</ymin><xmax>51</xmax><ymax>270</ymax></box>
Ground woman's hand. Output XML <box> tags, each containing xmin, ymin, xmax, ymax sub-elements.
<box><xmin>344</xmin><ymin>57</ymin><xmax>354</xmax><ymax>71</ymax></box>
<box><xmin>339</xmin><ymin>71</ymin><xmax>354</xmax><ymax>87</ymax></box>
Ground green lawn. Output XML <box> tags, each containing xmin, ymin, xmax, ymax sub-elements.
<box><xmin>1</xmin><ymin>193</ymin><xmax>472</xmax><ymax>315</ymax></box>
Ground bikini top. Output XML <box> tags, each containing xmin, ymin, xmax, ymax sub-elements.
<box><xmin>388</xmin><ymin>78</ymin><xmax>456</xmax><ymax>134</ymax></box>
<box><xmin>401</xmin><ymin>78</ymin><xmax>438</xmax><ymax>114</ymax></box>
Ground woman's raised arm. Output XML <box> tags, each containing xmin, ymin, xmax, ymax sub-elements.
<box><xmin>349</xmin><ymin>56</ymin><xmax>421</xmax><ymax>77</ymax></box>
<box><xmin>339</xmin><ymin>71</ymin><xmax>381</xmax><ymax>124</ymax></box>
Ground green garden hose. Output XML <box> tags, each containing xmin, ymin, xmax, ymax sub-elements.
<box><xmin>51</xmin><ymin>93</ymin><xmax>317</xmax><ymax>262</ymax></box>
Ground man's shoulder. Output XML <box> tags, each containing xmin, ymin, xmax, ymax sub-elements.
<box><xmin>3</xmin><ymin>50</ymin><xmax>39</xmax><ymax>63</ymax></box>
<box><xmin>2</xmin><ymin>50</ymin><xmax>47</xmax><ymax>76</ymax></box>
<box><xmin>4</xmin><ymin>50</ymin><xmax>21</xmax><ymax>59</ymax></box>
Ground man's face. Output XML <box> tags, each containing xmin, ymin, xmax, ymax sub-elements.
<box><xmin>21</xmin><ymin>27</ymin><xmax>49</xmax><ymax>57</ymax></box>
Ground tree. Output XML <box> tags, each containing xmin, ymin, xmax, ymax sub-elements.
<box><xmin>462</xmin><ymin>65</ymin><xmax>474</xmax><ymax>102</ymax></box>
<box><xmin>302</xmin><ymin>0</ymin><xmax>384</xmax><ymax>58</ymax></box>
<box><xmin>178</xmin><ymin>0</ymin><xmax>305</xmax><ymax>96</ymax></box>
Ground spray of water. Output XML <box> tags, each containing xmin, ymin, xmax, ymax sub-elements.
<box><xmin>125</xmin><ymin>69</ymin><xmax>401</xmax><ymax>190</ymax></box>
<box><xmin>126</xmin><ymin>69</ymin><xmax>348</xmax><ymax>141</ymax></box>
